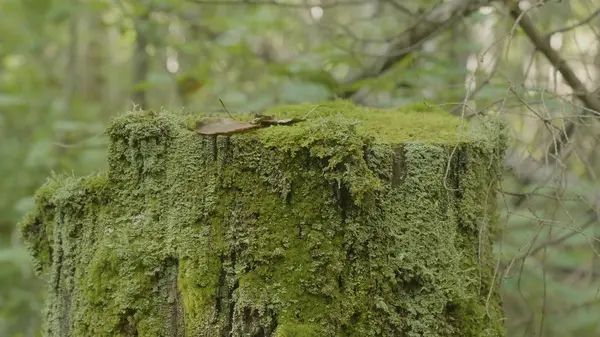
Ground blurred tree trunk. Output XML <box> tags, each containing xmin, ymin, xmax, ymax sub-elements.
<box><xmin>132</xmin><ymin>11</ymin><xmax>150</xmax><ymax>109</ymax></box>
<box><xmin>82</xmin><ymin>12</ymin><xmax>106</xmax><ymax>105</ymax></box>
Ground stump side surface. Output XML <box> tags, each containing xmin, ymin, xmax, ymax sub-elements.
<box><xmin>21</xmin><ymin>101</ymin><xmax>507</xmax><ymax>337</ymax></box>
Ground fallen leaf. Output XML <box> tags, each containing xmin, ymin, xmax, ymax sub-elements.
<box><xmin>270</xmin><ymin>117</ymin><xmax>305</xmax><ymax>125</ymax></box>
<box><xmin>251</xmin><ymin>114</ymin><xmax>276</xmax><ymax>124</ymax></box>
<box><xmin>251</xmin><ymin>114</ymin><xmax>305</xmax><ymax>126</ymax></box>
<box><xmin>195</xmin><ymin>117</ymin><xmax>259</xmax><ymax>135</ymax></box>
<box><xmin>195</xmin><ymin>114</ymin><xmax>306</xmax><ymax>136</ymax></box>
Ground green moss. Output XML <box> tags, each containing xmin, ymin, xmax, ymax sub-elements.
<box><xmin>20</xmin><ymin>100</ymin><xmax>506</xmax><ymax>336</ymax></box>
<box><xmin>256</xmin><ymin>100</ymin><xmax>467</xmax><ymax>144</ymax></box>
<box><xmin>274</xmin><ymin>322</ymin><xmax>322</xmax><ymax>337</ymax></box>
<box><xmin>183</xmin><ymin>100</ymin><xmax>469</xmax><ymax>145</ymax></box>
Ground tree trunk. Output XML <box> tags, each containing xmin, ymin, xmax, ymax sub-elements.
<box><xmin>21</xmin><ymin>101</ymin><xmax>507</xmax><ymax>337</ymax></box>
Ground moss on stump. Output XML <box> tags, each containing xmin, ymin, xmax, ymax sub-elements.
<box><xmin>20</xmin><ymin>101</ymin><xmax>507</xmax><ymax>337</ymax></box>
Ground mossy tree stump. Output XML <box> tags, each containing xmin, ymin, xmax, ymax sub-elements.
<box><xmin>21</xmin><ymin>101</ymin><xmax>507</xmax><ymax>337</ymax></box>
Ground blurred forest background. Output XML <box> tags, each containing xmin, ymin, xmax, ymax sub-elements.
<box><xmin>2</xmin><ymin>0</ymin><xmax>600</xmax><ymax>336</ymax></box>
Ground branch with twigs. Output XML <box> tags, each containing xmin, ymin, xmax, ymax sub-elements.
<box><xmin>506</xmin><ymin>3</ymin><xmax>600</xmax><ymax>207</ymax></box>
<box><xmin>384</xmin><ymin>0</ymin><xmax>416</xmax><ymax>17</ymax></box>
<box><xmin>338</xmin><ymin>0</ymin><xmax>495</xmax><ymax>100</ymax></box>
<box><xmin>545</xmin><ymin>7</ymin><xmax>600</xmax><ymax>37</ymax></box>
<box><xmin>503</xmin><ymin>149</ymin><xmax>600</xmax><ymax>217</ymax></box>
<box><xmin>508</xmin><ymin>2</ymin><xmax>600</xmax><ymax>127</ymax></box>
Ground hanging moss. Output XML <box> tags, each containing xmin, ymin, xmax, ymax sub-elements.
<box><xmin>20</xmin><ymin>100</ymin><xmax>507</xmax><ymax>337</ymax></box>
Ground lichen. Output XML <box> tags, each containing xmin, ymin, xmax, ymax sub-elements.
<box><xmin>20</xmin><ymin>100</ymin><xmax>506</xmax><ymax>336</ymax></box>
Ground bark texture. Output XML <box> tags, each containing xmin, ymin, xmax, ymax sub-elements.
<box><xmin>21</xmin><ymin>101</ymin><xmax>507</xmax><ymax>336</ymax></box>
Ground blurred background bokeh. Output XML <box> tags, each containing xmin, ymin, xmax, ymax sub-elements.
<box><xmin>2</xmin><ymin>0</ymin><xmax>600</xmax><ymax>336</ymax></box>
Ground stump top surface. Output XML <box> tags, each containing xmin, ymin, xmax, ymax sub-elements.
<box><xmin>205</xmin><ymin>100</ymin><xmax>476</xmax><ymax>145</ymax></box>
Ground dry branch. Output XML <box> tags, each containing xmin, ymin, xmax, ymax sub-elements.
<box><xmin>340</xmin><ymin>0</ymin><xmax>495</xmax><ymax>99</ymax></box>
<box><xmin>507</xmin><ymin>3</ymin><xmax>600</xmax><ymax>208</ymax></box>
<box><xmin>547</xmin><ymin>7</ymin><xmax>600</xmax><ymax>37</ymax></box>
<box><xmin>509</xmin><ymin>4</ymin><xmax>600</xmax><ymax>115</ymax></box>
<box><xmin>503</xmin><ymin>149</ymin><xmax>600</xmax><ymax>214</ymax></box>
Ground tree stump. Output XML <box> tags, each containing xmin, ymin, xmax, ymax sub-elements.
<box><xmin>21</xmin><ymin>101</ymin><xmax>507</xmax><ymax>336</ymax></box>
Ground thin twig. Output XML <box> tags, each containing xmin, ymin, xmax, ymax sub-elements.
<box><xmin>219</xmin><ymin>99</ymin><xmax>235</xmax><ymax>119</ymax></box>
<box><xmin>546</xmin><ymin>7</ymin><xmax>600</xmax><ymax>37</ymax></box>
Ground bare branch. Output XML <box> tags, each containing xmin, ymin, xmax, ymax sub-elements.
<box><xmin>509</xmin><ymin>4</ymin><xmax>600</xmax><ymax>115</ymax></box>
<box><xmin>384</xmin><ymin>0</ymin><xmax>415</xmax><ymax>16</ymax></box>
<box><xmin>339</xmin><ymin>0</ymin><xmax>495</xmax><ymax>99</ymax></box>
<box><xmin>450</xmin><ymin>34</ymin><xmax>506</xmax><ymax>116</ymax></box>
<box><xmin>507</xmin><ymin>3</ymin><xmax>600</xmax><ymax>208</ymax></box>
<box><xmin>546</xmin><ymin>7</ymin><xmax>600</xmax><ymax>37</ymax></box>
<box><xmin>504</xmin><ymin>149</ymin><xmax>600</xmax><ymax>213</ymax></box>
<box><xmin>513</xmin><ymin>215</ymin><xmax>596</xmax><ymax>260</ymax></box>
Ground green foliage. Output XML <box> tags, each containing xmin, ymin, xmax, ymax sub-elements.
<box><xmin>2</xmin><ymin>0</ymin><xmax>600</xmax><ymax>335</ymax></box>
<box><xmin>0</xmin><ymin>245</ymin><xmax>44</xmax><ymax>336</ymax></box>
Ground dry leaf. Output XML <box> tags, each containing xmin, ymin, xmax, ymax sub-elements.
<box><xmin>195</xmin><ymin>117</ymin><xmax>259</xmax><ymax>135</ymax></box>
<box><xmin>271</xmin><ymin>117</ymin><xmax>305</xmax><ymax>125</ymax></box>
<box><xmin>195</xmin><ymin>114</ymin><xmax>305</xmax><ymax>136</ymax></box>
<box><xmin>251</xmin><ymin>114</ymin><xmax>277</xmax><ymax>124</ymax></box>
<box><xmin>251</xmin><ymin>114</ymin><xmax>305</xmax><ymax>126</ymax></box>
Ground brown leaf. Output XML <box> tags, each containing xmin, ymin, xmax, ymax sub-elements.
<box><xmin>250</xmin><ymin>114</ymin><xmax>277</xmax><ymax>124</ymax></box>
<box><xmin>195</xmin><ymin>117</ymin><xmax>259</xmax><ymax>135</ymax></box>
<box><xmin>251</xmin><ymin>114</ymin><xmax>305</xmax><ymax>126</ymax></box>
<box><xmin>271</xmin><ymin>117</ymin><xmax>305</xmax><ymax>125</ymax></box>
<box><xmin>195</xmin><ymin>114</ymin><xmax>306</xmax><ymax>136</ymax></box>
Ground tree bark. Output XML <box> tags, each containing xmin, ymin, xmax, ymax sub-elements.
<box><xmin>21</xmin><ymin>101</ymin><xmax>507</xmax><ymax>336</ymax></box>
